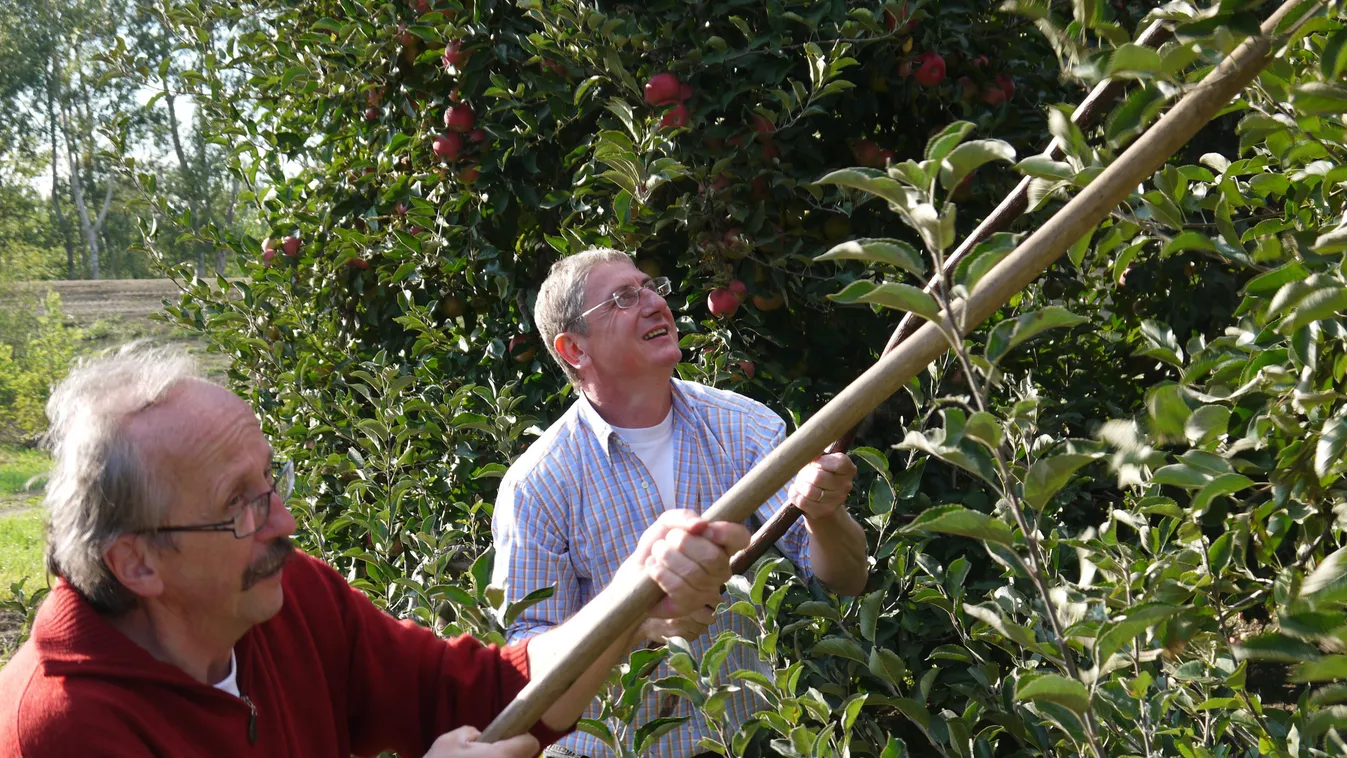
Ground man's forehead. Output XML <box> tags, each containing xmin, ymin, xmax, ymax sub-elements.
<box><xmin>126</xmin><ymin>381</ymin><xmax>262</xmax><ymax>466</ymax></box>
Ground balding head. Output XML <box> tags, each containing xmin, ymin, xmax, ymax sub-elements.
<box><xmin>43</xmin><ymin>343</ymin><xmax>203</xmax><ymax>614</ymax></box>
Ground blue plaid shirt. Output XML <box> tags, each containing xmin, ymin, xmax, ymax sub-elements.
<box><xmin>492</xmin><ymin>379</ymin><xmax>813</xmax><ymax>758</ymax></box>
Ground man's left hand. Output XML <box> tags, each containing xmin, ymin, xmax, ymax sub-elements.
<box><xmin>789</xmin><ymin>452</ymin><xmax>857</xmax><ymax>521</ymax></box>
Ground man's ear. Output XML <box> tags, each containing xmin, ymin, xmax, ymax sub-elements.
<box><xmin>554</xmin><ymin>332</ymin><xmax>589</xmax><ymax>374</ymax></box>
<box><xmin>103</xmin><ymin>534</ymin><xmax>165</xmax><ymax>600</ymax></box>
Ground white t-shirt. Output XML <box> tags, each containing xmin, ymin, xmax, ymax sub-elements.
<box><xmin>213</xmin><ymin>649</ymin><xmax>240</xmax><ymax>698</ymax></box>
<box><xmin>610</xmin><ymin>409</ymin><xmax>676</xmax><ymax>510</ymax></box>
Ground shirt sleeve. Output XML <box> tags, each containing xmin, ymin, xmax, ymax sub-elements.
<box><xmin>491</xmin><ymin>471</ymin><xmax>583</xmax><ymax>642</ymax></box>
<box><xmin>305</xmin><ymin>559</ymin><xmax>573</xmax><ymax>756</ymax></box>
<box><xmin>745</xmin><ymin>412</ymin><xmax>814</xmax><ymax>580</ymax></box>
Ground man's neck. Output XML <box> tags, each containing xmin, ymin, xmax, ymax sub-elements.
<box><xmin>107</xmin><ymin>605</ymin><xmax>239</xmax><ymax>686</ymax></box>
<box><xmin>581</xmin><ymin>374</ymin><xmax>674</xmax><ymax>428</ymax></box>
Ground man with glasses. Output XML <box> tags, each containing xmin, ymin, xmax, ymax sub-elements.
<box><xmin>492</xmin><ymin>249</ymin><xmax>868</xmax><ymax>758</ymax></box>
<box><xmin>0</xmin><ymin>343</ymin><xmax>750</xmax><ymax>758</ymax></box>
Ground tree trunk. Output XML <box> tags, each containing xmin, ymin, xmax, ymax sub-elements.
<box><xmin>218</xmin><ymin>175</ymin><xmax>239</xmax><ymax>274</ymax></box>
<box><xmin>164</xmin><ymin>89</ymin><xmax>207</xmax><ymax>277</ymax></box>
<box><xmin>60</xmin><ymin>99</ymin><xmax>102</xmax><ymax>280</ymax></box>
<box><xmin>47</xmin><ymin>53</ymin><xmax>75</xmax><ymax>279</ymax></box>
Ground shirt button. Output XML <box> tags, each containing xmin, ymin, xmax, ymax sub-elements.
<box><xmin>642</xmin><ymin>482</ymin><xmax>649</xmax><ymax>489</ymax></box>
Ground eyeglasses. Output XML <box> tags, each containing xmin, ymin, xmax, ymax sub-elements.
<box><xmin>571</xmin><ymin>277</ymin><xmax>672</xmax><ymax>324</ymax></box>
<box><xmin>150</xmin><ymin>460</ymin><xmax>294</xmax><ymax>539</ymax></box>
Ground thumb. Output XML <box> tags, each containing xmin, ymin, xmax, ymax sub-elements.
<box><xmin>431</xmin><ymin>725</ymin><xmax>481</xmax><ymax>749</ymax></box>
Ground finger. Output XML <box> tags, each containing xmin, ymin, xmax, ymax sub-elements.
<box><xmin>699</xmin><ymin>522</ymin><xmax>751</xmax><ymax>553</ymax></box>
<box><xmin>665</xmin><ymin>528</ymin><xmax>731</xmax><ymax>571</ymax></box>
<box><xmin>689</xmin><ymin>604</ymin><xmax>716</xmax><ymax>626</ymax></box>
<box><xmin>497</xmin><ymin>733</ymin><xmax>541</xmax><ymax>758</ymax></box>
<box><xmin>430</xmin><ymin>725</ymin><xmax>480</xmax><ymax>750</ymax></box>
<box><xmin>650</xmin><ymin>539</ymin><xmax>718</xmax><ymax>592</ymax></box>
<box><xmin>815</xmin><ymin>452</ymin><xmax>857</xmax><ymax>475</ymax></box>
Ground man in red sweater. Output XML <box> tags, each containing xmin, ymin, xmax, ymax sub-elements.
<box><xmin>0</xmin><ymin>344</ymin><xmax>748</xmax><ymax>757</ymax></box>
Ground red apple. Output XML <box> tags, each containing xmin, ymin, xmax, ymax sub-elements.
<box><xmin>365</xmin><ymin>87</ymin><xmax>384</xmax><ymax>106</ymax></box>
<box><xmin>459</xmin><ymin>163</ymin><xmax>480</xmax><ymax>184</ymax></box>
<box><xmin>397</xmin><ymin>25</ymin><xmax>417</xmax><ymax>48</ymax></box>
<box><xmin>439</xmin><ymin>294</ymin><xmax>465</xmax><ymax>319</ymax></box>
<box><xmin>879</xmin><ymin>148</ymin><xmax>896</xmax><ymax>165</ymax></box>
<box><xmin>708</xmin><ymin>287</ymin><xmax>740</xmax><ymax>317</ymax></box>
<box><xmin>914</xmin><ymin>52</ymin><xmax>946</xmax><ymax>87</ymax></box>
<box><xmin>751</xmin><ymin>176</ymin><xmax>770</xmax><ymax>202</ymax></box>
<box><xmin>345</xmin><ymin>257</ymin><xmax>370</xmax><ymax>270</ymax></box>
<box><xmin>884</xmin><ymin>2</ymin><xmax>916</xmax><ymax>33</ymax></box>
<box><xmin>262</xmin><ymin>247</ymin><xmax>277</xmax><ymax>267</ymax></box>
<box><xmin>444</xmin><ymin>104</ymin><xmax>475</xmax><ymax>132</ymax></box>
<box><xmin>996</xmin><ymin>74</ymin><xmax>1016</xmax><ymax>101</ymax></box>
<box><xmin>853</xmin><ymin>140</ymin><xmax>884</xmax><ymax>168</ymax></box>
<box><xmin>752</xmin><ymin>114</ymin><xmax>775</xmax><ymax>139</ymax></box>
<box><xmin>760</xmin><ymin>143</ymin><xmax>781</xmax><ymax>161</ymax></box>
<box><xmin>728</xmin><ymin>279</ymin><xmax>747</xmax><ymax>302</ymax></box>
<box><xmin>433</xmin><ymin>133</ymin><xmax>463</xmax><ymax>161</ymax></box>
<box><xmin>958</xmin><ymin>76</ymin><xmax>978</xmax><ymax>102</ymax></box>
<box><xmin>644</xmin><ymin>73</ymin><xmax>683</xmax><ymax>106</ymax></box>
<box><xmin>660</xmin><ymin>103</ymin><xmax>690</xmax><ymax>130</ymax></box>
<box><xmin>737</xmin><ymin>360</ymin><xmax>756</xmax><ymax>380</ymax></box>
<box><xmin>468</xmin><ymin>129</ymin><xmax>487</xmax><ymax>144</ymax></box>
<box><xmin>508</xmin><ymin>334</ymin><xmax>537</xmax><ymax>364</ymax></box>
<box><xmin>897</xmin><ymin>60</ymin><xmax>912</xmax><ymax>79</ymax></box>
<box><xmin>282</xmin><ymin>236</ymin><xmax>302</xmax><ymax>257</ymax></box>
<box><xmin>980</xmin><ymin>85</ymin><xmax>1006</xmax><ymax>106</ymax></box>
<box><xmin>364</xmin><ymin>107</ymin><xmax>380</xmax><ymax>121</ymax></box>
<box><xmin>441</xmin><ymin>40</ymin><xmax>468</xmax><ymax>70</ymax></box>
<box><xmin>542</xmin><ymin>59</ymin><xmax>566</xmax><ymax>77</ymax></box>
<box><xmin>679</xmin><ymin>83</ymin><xmax>693</xmax><ymax>101</ymax></box>
<box><xmin>972</xmin><ymin>54</ymin><xmax>990</xmax><ymax>69</ymax></box>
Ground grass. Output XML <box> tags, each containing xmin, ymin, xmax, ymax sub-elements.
<box><xmin>0</xmin><ymin>446</ymin><xmax>49</xmax><ymax>496</ymax></box>
<box><xmin>0</xmin><ymin>509</ymin><xmax>44</xmax><ymax>597</ymax></box>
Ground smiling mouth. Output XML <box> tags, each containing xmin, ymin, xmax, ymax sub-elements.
<box><xmin>643</xmin><ymin>327</ymin><xmax>670</xmax><ymax>341</ymax></box>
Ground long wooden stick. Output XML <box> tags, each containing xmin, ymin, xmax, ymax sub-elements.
<box><xmin>729</xmin><ymin>20</ymin><xmax>1174</xmax><ymax>575</ymax></box>
<box><xmin>482</xmin><ymin>2</ymin><xmax>1306</xmax><ymax>741</ymax></box>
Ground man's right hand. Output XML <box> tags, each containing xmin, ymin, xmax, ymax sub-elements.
<box><xmin>424</xmin><ymin>726</ymin><xmax>540</xmax><ymax>758</ymax></box>
<box><xmin>639</xmin><ymin>603</ymin><xmax>715</xmax><ymax>644</ymax></box>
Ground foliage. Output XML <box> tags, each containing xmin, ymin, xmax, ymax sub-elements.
<box><xmin>0</xmin><ymin>290</ymin><xmax>82</xmax><ymax>445</ymax></box>
<box><xmin>113</xmin><ymin>0</ymin><xmax>1347</xmax><ymax>755</ymax></box>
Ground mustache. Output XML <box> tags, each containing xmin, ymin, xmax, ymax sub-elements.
<box><xmin>241</xmin><ymin>536</ymin><xmax>295</xmax><ymax>590</ymax></box>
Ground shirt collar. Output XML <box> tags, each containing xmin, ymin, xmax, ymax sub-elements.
<box><xmin>575</xmin><ymin>380</ymin><xmax>690</xmax><ymax>458</ymax></box>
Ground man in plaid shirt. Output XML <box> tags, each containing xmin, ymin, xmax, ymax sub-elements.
<box><xmin>492</xmin><ymin>249</ymin><xmax>868</xmax><ymax>758</ymax></box>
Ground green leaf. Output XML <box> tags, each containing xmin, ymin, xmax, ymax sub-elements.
<box><xmin>963</xmin><ymin>411</ymin><xmax>1003</xmax><ymax>450</ymax></box>
<box><xmin>1317</xmin><ymin>418</ymin><xmax>1347</xmax><ymax>480</ymax></box>
<box><xmin>1146</xmin><ymin>383</ymin><xmax>1191</xmax><ymax>439</ymax></box>
<box><xmin>1324</xmin><ymin>28</ymin><xmax>1347</xmax><ymax>81</ymax></box>
<box><xmin>852</xmin><ymin>282</ymin><xmax>943</xmax><ymax>322</ymax></box>
<box><xmin>924</xmin><ymin>121</ymin><xmax>977</xmax><ymax>163</ymax></box>
<box><xmin>1015</xmin><ymin>673</ymin><xmax>1091</xmax><ymax>714</ymax></box>
<box><xmin>956</xmin><ymin>232</ymin><xmax>1019</xmax><ymax>290</ymax></box>
<box><xmin>869</xmin><ymin>647</ymin><xmax>907</xmax><ymax>688</ymax></box>
<box><xmin>1094</xmin><ymin>603</ymin><xmax>1182</xmax><ymax>664</ymax></box>
<box><xmin>812</xmin><ymin>636</ymin><xmax>869</xmax><ymax>665</ymax></box>
<box><xmin>815</xmin><ymin>238</ymin><xmax>927</xmax><ymax>276</ymax></box>
<box><xmin>815</xmin><ymin>168</ymin><xmax>913</xmax><ymax>209</ymax></box>
<box><xmin>634</xmin><ymin>717</ymin><xmax>690</xmax><ymax>752</ymax></box>
<box><xmin>1315</xmin><ymin>225</ymin><xmax>1347</xmax><ymax>255</ymax></box>
<box><xmin>1023</xmin><ymin>453</ymin><xmax>1099</xmax><ymax>510</ymax></box>
<box><xmin>859</xmin><ymin>590</ymin><xmax>884</xmax><ymax>642</ymax></box>
<box><xmin>1105</xmin><ymin>43</ymin><xmax>1164</xmax><ymax>76</ymax></box>
<box><xmin>1302</xmin><ymin>546</ymin><xmax>1347</xmax><ymax>606</ymax></box>
<box><xmin>902</xmin><ymin>504</ymin><xmax>1013</xmax><ymax>546</ymax></box>
<box><xmin>1161</xmin><ymin>231</ymin><xmax>1217</xmax><ymax>256</ymax></box>
<box><xmin>1190</xmin><ymin>473</ymin><xmax>1255</xmax><ymax>515</ymax></box>
<box><xmin>1297</xmin><ymin>656</ymin><xmax>1347</xmax><ymax>683</ymax></box>
<box><xmin>1279</xmin><ymin>285</ymin><xmax>1347</xmax><ymax>334</ymax></box>
<box><xmin>1016</xmin><ymin>155</ymin><xmax>1076</xmax><ymax>181</ymax></box>
<box><xmin>1185</xmin><ymin>405</ymin><xmax>1230</xmax><ymax>447</ymax></box>
<box><xmin>985</xmin><ymin>307</ymin><xmax>1087</xmax><ymax>363</ymax></box>
<box><xmin>938</xmin><ymin>139</ymin><xmax>1017</xmax><ymax>191</ymax></box>
<box><xmin>1233</xmin><ymin>633</ymin><xmax>1323</xmax><ymax>663</ymax></box>
<box><xmin>1292</xmin><ymin>83</ymin><xmax>1347</xmax><ymax>116</ymax></box>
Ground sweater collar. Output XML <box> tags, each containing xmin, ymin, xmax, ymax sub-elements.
<box><xmin>31</xmin><ymin>579</ymin><xmax>205</xmax><ymax>687</ymax></box>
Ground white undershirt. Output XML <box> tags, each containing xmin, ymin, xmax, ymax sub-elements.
<box><xmin>213</xmin><ymin>649</ymin><xmax>240</xmax><ymax>698</ymax></box>
<box><xmin>610</xmin><ymin>409</ymin><xmax>676</xmax><ymax>510</ymax></box>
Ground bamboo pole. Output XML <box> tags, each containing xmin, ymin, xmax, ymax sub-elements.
<box><xmin>482</xmin><ymin>1</ymin><xmax>1313</xmax><ymax>741</ymax></box>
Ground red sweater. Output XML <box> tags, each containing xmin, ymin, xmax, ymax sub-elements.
<box><xmin>0</xmin><ymin>552</ymin><xmax>568</xmax><ymax>757</ymax></box>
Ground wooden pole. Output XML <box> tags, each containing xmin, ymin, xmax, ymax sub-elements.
<box><xmin>481</xmin><ymin>1</ymin><xmax>1312</xmax><ymax>741</ymax></box>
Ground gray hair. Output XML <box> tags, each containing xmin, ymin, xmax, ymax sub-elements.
<box><xmin>43</xmin><ymin>342</ymin><xmax>201</xmax><ymax>615</ymax></box>
<box><xmin>535</xmin><ymin>248</ymin><xmax>631</xmax><ymax>382</ymax></box>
